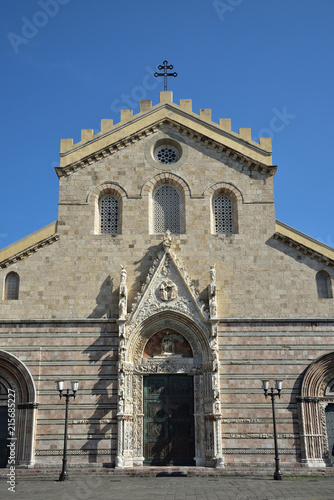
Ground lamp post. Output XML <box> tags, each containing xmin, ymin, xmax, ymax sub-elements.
<box><xmin>57</xmin><ymin>381</ymin><xmax>78</xmax><ymax>481</ymax></box>
<box><xmin>262</xmin><ymin>379</ymin><xmax>283</xmax><ymax>480</ymax></box>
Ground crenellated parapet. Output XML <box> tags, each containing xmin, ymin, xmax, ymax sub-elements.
<box><xmin>56</xmin><ymin>91</ymin><xmax>274</xmax><ymax>178</ymax></box>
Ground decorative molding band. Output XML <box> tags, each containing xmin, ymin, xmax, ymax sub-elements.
<box><xmin>221</xmin><ymin>344</ymin><xmax>334</xmax><ymax>350</ymax></box>
<box><xmin>56</xmin><ymin>118</ymin><xmax>276</xmax><ymax>179</ymax></box>
<box><xmin>0</xmin><ymin>332</ymin><xmax>117</xmax><ymax>338</ymax></box>
<box><xmin>274</xmin><ymin>232</ymin><xmax>334</xmax><ymax>268</ymax></box>
<box><xmin>220</xmin><ymin>403</ymin><xmax>297</xmax><ymax>409</ymax></box>
<box><xmin>1</xmin><ymin>318</ymin><xmax>332</xmax><ymax>326</ymax></box>
<box><xmin>35</xmin><ymin>449</ymin><xmax>115</xmax><ymax>456</ymax></box>
<box><xmin>0</xmin><ymin>319</ymin><xmax>118</xmax><ymax>325</ymax></box>
<box><xmin>219</xmin><ymin>374</ymin><xmax>300</xmax><ymax>380</ymax></box>
<box><xmin>222</xmin><ymin>433</ymin><xmax>297</xmax><ymax>439</ymax></box>
<box><xmin>37</xmin><ymin>404</ymin><xmax>116</xmax><ymax>410</ymax></box>
<box><xmin>219</xmin><ymin>331</ymin><xmax>334</xmax><ymax>337</ymax></box>
<box><xmin>0</xmin><ymin>234</ymin><xmax>59</xmax><ymax>269</ymax></box>
<box><xmin>222</xmin><ymin>448</ymin><xmax>301</xmax><ymax>455</ymax></box>
<box><xmin>1</xmin><ymin>346</ymin><xmax>116</xmax><ymax>352</ymax></box>
<box><xmin>220</xmin><ymin>389</ymin><xmax>300</xmax><ymax>395</ymax></box>
<box><xmin>24</xmin><ymin>360</ymin><xmax>116</xmax><ymax>367</ymax></box>
<box><xmin>38</xmin><ymin>389</ymin><xmax>116</xmax><ymax>396</ymax></box>
<box><xmin>36</xmin><ymin>375</ymin><xmax>117</xmax><ymax>382</ymax></box>
<box><xmin>222</xmin><ymin>418</ymin><xmax>298</xmax><ymax>424</ymax></box>
<box><xmin>222</xmin><ymin>359</ymin><xmax>318</xmax><ymax>366</ymax></box>
<box><xmin>37</xmin><ymin>419</ymin><xmax>115</xmax><ymax>425</ymax></box>
<box><xmin>37</xmin><ymin>434</ymin><xmax>114</xmax><ymax>440</ymax></box>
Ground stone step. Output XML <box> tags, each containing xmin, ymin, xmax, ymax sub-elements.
<box><xmin>1</xmin><ymin>465</ymin><xmax>333</xmax><ymax>478</ymax></box>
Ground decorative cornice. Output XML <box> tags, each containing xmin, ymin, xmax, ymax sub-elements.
<box><xmin>0</xmin><ymin>233</ymin><xmax>59</xmax><ymax>269</ymax></box>
<box><xmin>274</xmin><ymin>231</ymin><xmax>334</xmax><ymax>268</ymax></box>
<box><xmin>55</xmin><ymin>118</ymin><xmax>277</xmax><ymax>179</ymax></box>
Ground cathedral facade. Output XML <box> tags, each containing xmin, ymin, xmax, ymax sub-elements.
<box><xmin>0</xmin><ymin>91</ymin><xmax>334</xmax><ymax>471</ymax></box>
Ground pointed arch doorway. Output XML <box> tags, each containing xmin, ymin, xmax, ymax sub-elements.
<box><xmin>116</xmin><ymin>314</ymin><xmax>224</xmax><ymax>469</ymax></box>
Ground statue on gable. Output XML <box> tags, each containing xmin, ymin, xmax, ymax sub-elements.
<box><xmin>209</xmin><ymin>264</ymin><xmax>217</xmax><ymax>319</ymax></box>
<box><xmin>163</xmin><ymin>230</ymin><xmax>172</xmax><ymax>254</ymax></box>
<box><xmin>119</xmin><ymin>265</ymin><xmax>128</xmax><ymax>319</ymax></box>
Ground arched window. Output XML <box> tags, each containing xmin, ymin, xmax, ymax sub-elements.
<box><xmin>153</xmin><ymin>184</ymin><xmax>182</xmax><ymax>234</ymax></box>
<box><xmin>316</xmin><ymin>271</ymin><xmax>332</xmax><ymax>299</ymax></box>
<box><xmin>5</xmin><ymin>272</ymin><xmax>19</xmax><ymax>300</ymax></box>
<box><xmin>99</xmin><ymin>194</ymin><xmax>119</xmax><ymax>234</ymax></box>
<box><xmin>213</xmin><ymin>193</ymin><xmax>234</xmax><ymax>234</ymax></box>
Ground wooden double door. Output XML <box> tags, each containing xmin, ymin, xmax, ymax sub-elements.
<box><xmin>143</xmin><ymin>375</ymin><xmax>195</xmax><ymax>466</ymax></box>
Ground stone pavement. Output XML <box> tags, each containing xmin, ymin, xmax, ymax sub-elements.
<box><xmin>1</xmin><ymin>475</ymin><xmax>334</xmax><ymax>500</ymax></box>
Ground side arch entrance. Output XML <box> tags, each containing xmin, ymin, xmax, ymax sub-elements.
<box><xmin>0</xmin><ymin>350</ymin><xmax>37</xmax><ymax>468</ymax></box>
<box><xmin>298</xmin><ymin>352</ymin><xmax>334</xmax><ymax>467</ymax></box>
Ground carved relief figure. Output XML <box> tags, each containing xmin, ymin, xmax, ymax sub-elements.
<box><xmin>158</xmin><ymin>279</ymin><xmax>178</xmax><ymax>302</ymax></box>
<box><xmin>161</xmin><ymin>331</ymin><xmax>175</xmax><ymax>354</ymax></box>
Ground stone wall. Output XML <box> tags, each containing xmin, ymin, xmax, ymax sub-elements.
<box><xmin>0</xmin><ymin>319</ymin><xmax>333</xmax><ymax>468</ymax></box>
<box><xmin>1</xmin><ymin>128</ymin><xmax>333</xmax><ymax>320</ymax></box>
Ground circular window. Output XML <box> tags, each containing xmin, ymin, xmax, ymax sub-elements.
<box><xmin>154</xmin><ymin>145</ymin><xmax>180</xmax><ymax>165</ymax></box>
<box><xmin>145</xmin><ymin>135</ymin><xmax>187</xmax><ymax>170</ymax></box>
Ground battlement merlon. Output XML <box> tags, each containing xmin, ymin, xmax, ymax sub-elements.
<box><xmin>58</xmin><ymin>91</ymin><xmax>273</xmax><ymax>170</ymax></box>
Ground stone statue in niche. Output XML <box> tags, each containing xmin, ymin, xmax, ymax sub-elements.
<box><xmin>119</xmin><ymin>265</ymin><xmax>127</xmax><ymax>319</ymax></box>
<box><xmin>163</xmin><ymin>230</ymin><xmax>172</xmax><ymax>253</ymax></box>
<box><xmin>209</xmin><ymin>265</ymin><xmax>217</xmax><ymax>319</ymax></box>
<box><xmin>161</xmin><ymin>331</ymin><xmax>175</xmax><ymax>355</ymax></box>
<box><xmin>158</xmin><ymin>279</ymin><xmax>178</xmax><ymax>302</ymax></box>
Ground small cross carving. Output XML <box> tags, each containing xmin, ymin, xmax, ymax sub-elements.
<box><xmin>154</xmin><ymin>60</ymin><xmax>178</xmax><ymax>91</ymax></box>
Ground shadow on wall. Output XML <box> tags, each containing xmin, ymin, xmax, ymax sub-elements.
<box><xmin>88</xmin><ymin>276</ymin><xmax>115</xmax><ymax>318</ymax></box>
<box><xmin>287</xmin><ymin>371</ymin><xmax>305</xmax><ymax>465</ymax></box>
<box><xmin>266</xmin><ymin>236</ymin><xmax>328</xmax><ymax>273</ymax></box>
<box><xmin>131</xmin><ymin>243</ymin><xmax>162</xmax><ymax>307</ymax></box>
<box><xmin>81</xmin><ymin>327</ymin><xmax>117</xmax><ymax>466</ymax></box>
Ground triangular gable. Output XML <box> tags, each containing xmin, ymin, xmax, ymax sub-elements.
<box><xmin>56</xmin><ymin>91</ymin><xmax>276</xmax><ymax>178</ymax></box>
<box><xmin>127</xmin><ymin>231</ymin><xmax>210</xmax><ymax>336</ymax></box>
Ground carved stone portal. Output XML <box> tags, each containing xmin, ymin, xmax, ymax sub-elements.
<box><xmin>116</xmin><ymin>316</ymin><xmax>223</xmax><ymax>469</ymax></box>
<box><xmin>116</xmin><ymin>235</ymin><xmax>223</xmax><ymax>469</ymax></box>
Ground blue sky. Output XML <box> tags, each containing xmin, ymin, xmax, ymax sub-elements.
<box><xmin>1</xmin><ymin>0</ymin><xmax>333</xmax><ymax>249</ymax></box>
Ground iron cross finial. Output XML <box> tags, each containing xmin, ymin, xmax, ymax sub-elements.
<box><xmin>154</xmin><ymin>60</ymin><xmax>178</xmax><ymax>91</ymax></box>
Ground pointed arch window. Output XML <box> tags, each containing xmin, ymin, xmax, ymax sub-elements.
<box><xmin>213</xmin><ymin>193</ymin><xmax>234</xmax><ymax>234</ymax></box>
<box><xmin>316</xmin><ymin>271</ymin><xmax>332</xmax><ymax>299</ymax></box>
<box><xmin>5</xmin><ymin>272</ymin><xmax>19</xmax><ymax>300</ymax></box>
<box><xmin>153</xmin><ymin>184</ymin><xmax>182</xmax><ymax>234</ymax></box>
<box><xmin>99</xmin><ymin>194</ymin><xmax>119</xmax><ymax>234</ymax></box>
